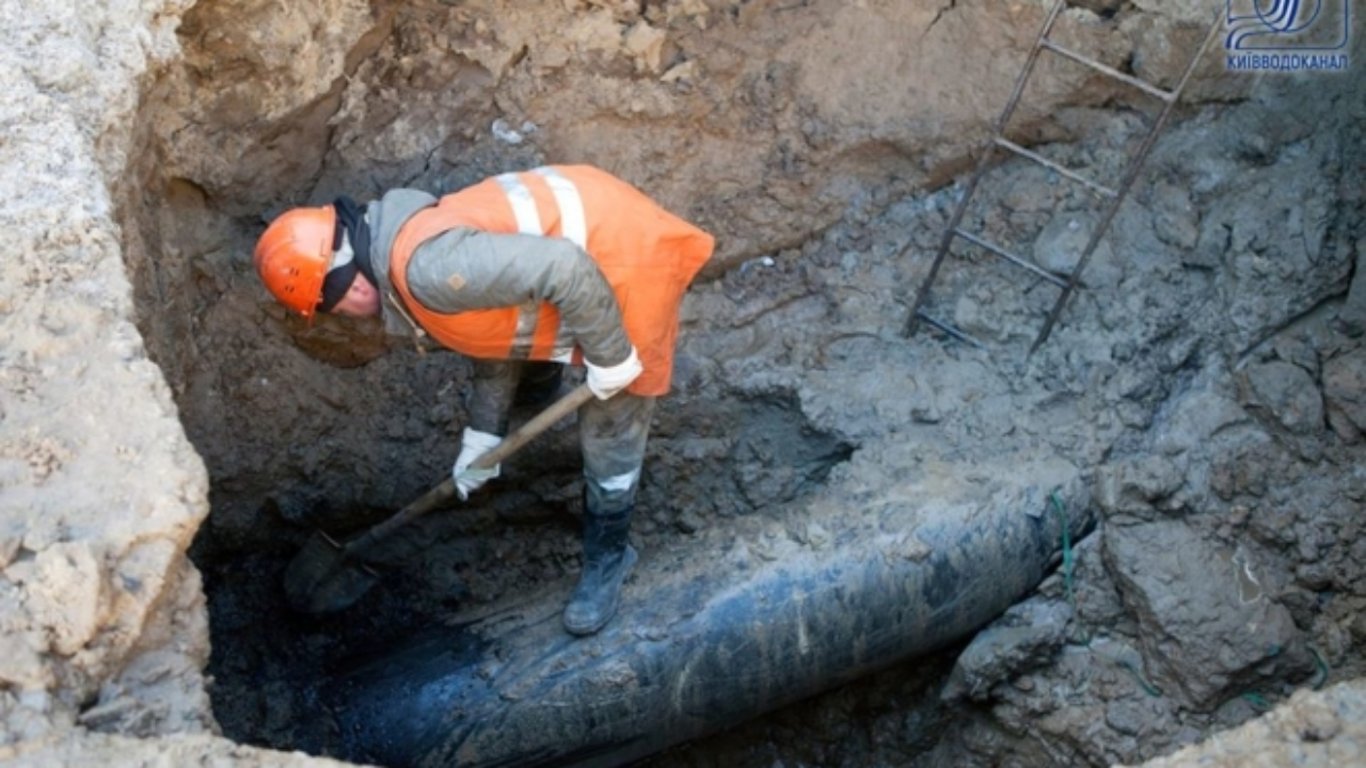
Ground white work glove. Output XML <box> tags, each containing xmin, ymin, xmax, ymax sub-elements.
<box><xmin>452</xmin><ymin>427</ymin><xmax>502</xmax><ymax>500</ymax></box>
<box><xmin>585</xmin><ymin>346</ymin><xmax>643</xmax><ymax>400</ymax></box>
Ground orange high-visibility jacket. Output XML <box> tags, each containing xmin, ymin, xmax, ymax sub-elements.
<box><xmin>388</xmin><ymin>166</ymin><xmax>714</xmax><ymax>396</ymax></box>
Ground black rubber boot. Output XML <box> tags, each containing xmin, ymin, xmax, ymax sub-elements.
<box><xmin>563</xmin><ymin>505</ymin><xmax>636</xmax><ymax>636</ymax></box>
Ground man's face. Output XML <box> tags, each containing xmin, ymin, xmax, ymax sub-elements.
<box><xmin>330</xmin><ymin>274</ymin><xmax>381</xmax><ymax>318</ymax></box>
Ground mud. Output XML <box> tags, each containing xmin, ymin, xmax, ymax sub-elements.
<box><xmin>3</xmin><ymin>0</ymin><xmax>1364</xmax><ymax>766</ymax></box>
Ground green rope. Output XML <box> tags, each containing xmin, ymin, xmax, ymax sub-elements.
<box><xmin>1309</xmin><ymin>645</ymin><xmax>1330</xmax><ymax>691</ymax></box>
<box><xmin>1240</xmin><ymin>692</ymin><xmax>1271</xmax><ymax>712</ymax></box>
<box><xmin>1050</xmin><ymin>490</ymin><xmax>1075</xmax><ymax>606</ymax></box>
<box><xmin>1051</xmin><ymin>489</ymin><xmax>1167</xmax><ymax>700</ymax></box>
<box><xmin>1123</xmin><ymin>659</ymin><xmax>1164</xmax><ymax>697</ymax></box>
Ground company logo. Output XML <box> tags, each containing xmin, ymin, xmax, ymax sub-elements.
<box><xmin>1225</xmin><ymin>0</ymin><xmax>1351</xmax><ymax>72</ymax></box>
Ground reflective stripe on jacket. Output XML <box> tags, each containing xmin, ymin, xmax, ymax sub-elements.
<box><xmin>388</xmin><ymin>165</ymin><xmax>714</xmax><ymax>396</ymax></box>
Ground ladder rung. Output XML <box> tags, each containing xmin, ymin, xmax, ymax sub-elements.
<box><xmin>1040</xmin><ymin>39</ymin><xmax>1177</xmax><ymax>103</ymax></box>
<box><xmin>994</xmin><ymin>138</ymin><xmax>1118</xmax><ymax>199</ymax></box>
<box><xmin>953</xmin><ymin>228</ymin><xmax>1070</xmax><ymax>288</ymax></box>
<box><xmin>915</xmin><ymin>311</ymin><xmax>986</xmax><ymax>348</ymax></box>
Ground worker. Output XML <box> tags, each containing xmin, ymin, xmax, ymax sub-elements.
<box><xmin>253</xmin><ymin>165</ymin><xmax>713</xmax><ymax>635</ymax></box>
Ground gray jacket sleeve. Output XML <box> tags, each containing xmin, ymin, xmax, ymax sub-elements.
<box><xmin>405</xmin><ymin>228</ymin><xmax>633</xmax><ymax>367</ymax></box>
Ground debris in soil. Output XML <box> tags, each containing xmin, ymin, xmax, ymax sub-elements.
<box><xmin>4</xmin><ymin>0</ymin><xmax>1363</xmax><ymax>766</ymax></box>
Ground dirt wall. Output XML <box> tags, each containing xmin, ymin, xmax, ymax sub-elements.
<box><xmin>1</xmin><ymin>0</ymin><xmax>1363</xmax><ymax>766</ymax></box>
<box><xmin>0</xmin><ymin>0</ymin><xmax>214</xmax><ymax>752</ymax></box>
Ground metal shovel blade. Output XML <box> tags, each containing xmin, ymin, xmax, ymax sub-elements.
<box><xmin>283</xmin><ymin>531</ymin><xmax>380</xmax><ymax>614</ymax></box>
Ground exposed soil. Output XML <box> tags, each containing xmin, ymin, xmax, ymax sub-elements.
<box><xmin>3</xmin><ymin>0</ymin><xmax>1363</xmax><ymax>766</ymax></box>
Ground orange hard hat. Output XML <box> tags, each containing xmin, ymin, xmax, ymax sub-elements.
<box><xmin>253</xmin><ymin>205</ymin><xmax>337</xmax><ymax>319</ymax></box>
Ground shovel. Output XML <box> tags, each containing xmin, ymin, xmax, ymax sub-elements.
<box><xmin>283</xmin><ymin>382</ymin><xmax>596</xmax><ymax>614</ymax></box>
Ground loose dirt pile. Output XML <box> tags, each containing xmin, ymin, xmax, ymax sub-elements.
<box><xmin>1</xmin><ymin>0</ymin><xmax>1362</xmax><ymax>766</ymax></box>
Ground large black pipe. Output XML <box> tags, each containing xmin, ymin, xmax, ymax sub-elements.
<box><xmin>322</xmin><ymin>459</ymin><xmax>1092</xmax><ymax>767</ymax></box>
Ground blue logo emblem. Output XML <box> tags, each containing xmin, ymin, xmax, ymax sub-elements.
<box><xmin>1225</xmin><ymin>1</ymin><xmax>1351</xmax><ymax>71</ymax></box>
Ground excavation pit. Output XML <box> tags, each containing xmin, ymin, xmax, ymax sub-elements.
<box><xmin>93</xmin><ymin>2</ymin><xmax>1366</xmax><ymax>767</ymax></box>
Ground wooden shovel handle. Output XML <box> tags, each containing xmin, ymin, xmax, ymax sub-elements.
<box><xmin>348</xmin><ymin>383</ymin><xmax>596</xmax><ymax>552</ymax></box>
<box><xmin>470</xmin><ymin>382</ymin><xmax>596</xmax><ymax>470</ymax></box>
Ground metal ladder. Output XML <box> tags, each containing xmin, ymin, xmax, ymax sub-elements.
<box><xmin>902</xmin><ymin>1</ymin><xmax>1223</xmax><ymax>353</ymax></box>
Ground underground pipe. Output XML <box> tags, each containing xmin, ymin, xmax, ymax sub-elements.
<box><xmin>321</xmin><ymin>458</ymin><xmax>1092</xmax><ymax>767</ymax></box>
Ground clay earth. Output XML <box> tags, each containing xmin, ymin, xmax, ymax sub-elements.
<box><xmin>1</xmin><ymin>0</ymin><xmax>1363</xmax><ymax>766</ymax></box>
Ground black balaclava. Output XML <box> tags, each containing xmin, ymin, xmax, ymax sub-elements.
<box><xmin>317</xmin><ymin>196</ymin><xmax>376</xmax><ymax>313</ymax></box>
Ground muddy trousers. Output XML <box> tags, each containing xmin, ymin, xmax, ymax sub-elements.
<box><xmin>469</xmin><ymin>361</ymin><xmax>656</xmax><ymax>633</ymax></box>
<box><xmin>567</xmin><ymin>389</ymin><xmax>654</xmax><ymax>634</ymax></box>
<box><xmin>579</xmin><ymin>390</ymin><xmax>656</xmax><ymax>515</ymax></box>
<box><xmin>565</xmin><ymin>390</ymin><xmax>653</xmax><ymax>634</ymax></box>
<box><xmin>467</xmin><ymin>360</ymin><xmax>656</xmax><ymax>512</ymax></box>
